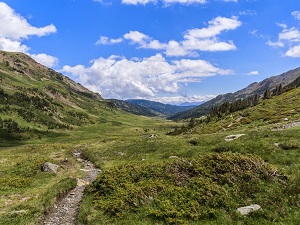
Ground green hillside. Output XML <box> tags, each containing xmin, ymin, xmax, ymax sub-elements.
<box><xmin>0</xmin><ymin>50</ymin><xmax>123</xmax><ymax>144</ymax></box>
<box><xmin>169</xmin><ymin>85</ymin><xmax>300</xmax><ymax>135</ymax></box>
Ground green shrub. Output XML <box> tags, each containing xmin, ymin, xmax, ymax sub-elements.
<box><xmin>87</xmin><ymin>152</ymin><xmax>290</xmax><ymax>224</ymax></box>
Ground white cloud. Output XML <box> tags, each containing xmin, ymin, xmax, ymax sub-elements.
<box><xmin>122</xmin><ymin>0</ymin><xmax>206</xmax><ymax>5</ymax></box>
<box><xmin>183</xmin><ymin>16</ymin><xmax>241</xmax><ymax>39</ymax></box>
<box><xmin>122</xmin><ymin>0</ymin><xmax>157</xmax><ymax>5</ymax></box>
<box><xmin>246</xmin><ymin>70</ymin><xmax>259</xmax><ymax>75</ymax></box>
<box><xmin>124</xmin><ymin>31</ymin><xmax>150</xmax><ymax>44</ymax></box>
<box><xmin>239</xmin><ymin>10</ymin><xmax>256</xmax><ymax>16</ymax></box>
<box><xmin>267</xmin><ymin>23</ymin><xmax>300</xmax><ymax>58</ymax></box>
<box><xmin>0</xmin><ymin>2</ymin><xmax>56</xmax><ymax>40</ymax></box>
<box><xmin>149</xmin><ymin>95</ymin><xmax>216</xmax><ymax>105</ymax></box>
<box><xmin>93</xmin><ymin>0</ymin><xmax>112</xmax><ymax>5</ymax></box>
<box><xmin>95</xmin><ymin>36</ymin><xmax>123</xmax><ymax>45</ymax></box>
<box><xmin>285</xmin><ymin>45</ymin><xmax>300</xmax><ymax>57</ymax></box>
<box><xmin>165</xmin><ymin>40</ymin><xmax>194</xmax><ymax>56</ymax></box>
<box><xmin>266</xmin><ymin>40</ymin><xmax>284</xmax><ymax>47</ymax></box>
<box><xmin>61</xmin><ymin>54</ymin><xmax>230</xmax><ymax>99</ymax></box>
<box><xmin>0</xmin><ymin>2</ymin><xmax>58</xmax><ymax>67</ymax></box>
<box><xmin>98</xmin><ymin>16</ymin><xmax>241</xmax><ymax>56</ymax></box>
<box><xmin>278</xmin><ymin>27</ymin><xmax>300</xmax><ymax>42</ymax></box>
<box><xmin>0</xmin><ymin>37</ymin><xmax>29</xmax><ymax>52</ymax></box>
<box><xmin>162</xmin><ymin>0</ymin><xmax>206</xmax><ymax>5</ymax></box>
<box><xmin>30</xmin><ymin>53</ymin><xmax>59</xmax><ymax>67</ymax></box>
<box><xmin>223</xmin><ymin>0</ymin><xmax>237</xmax><ymax>2</ymax></box>
<box><xmin>292</xmin><ymin>11</ymin><xmax>300</xmax><ymax>20</ymax></box>
<box><xmin>123</xmin><ymin>31</ymin><xmax>166</xmax><ymax>49</ymax></box>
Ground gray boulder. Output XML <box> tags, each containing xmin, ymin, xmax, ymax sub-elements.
<box><xmin>237</xmin><ymin>204</ymin><xmax>261</xmax><ymax>215</ymax></box>
<box><xmin>42</xmin><ymin>162</ymin><xmax>59</xmax><ymax>174</ymax></box>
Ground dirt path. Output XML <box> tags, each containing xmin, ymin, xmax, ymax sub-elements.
<box><xmin>41</xmin><ymin>150</ymin><xmax>100</xmax><ymax>225</ymax></box>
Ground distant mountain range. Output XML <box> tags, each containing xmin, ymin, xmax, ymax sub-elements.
<box><xmin>168</xmin><ymin>67</ymin><xmax>300</xmax><ymax>120</ymax></box>
<box><xmin>108</xmin><ymin>99</ymin><xmax>198</xmax><ymax>117</ymax></box>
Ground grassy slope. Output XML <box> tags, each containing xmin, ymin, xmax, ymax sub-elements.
<box><xmin>0</xmin><ymin>112</ymin><xmax>178</xmax><ymax>225</ymax></box>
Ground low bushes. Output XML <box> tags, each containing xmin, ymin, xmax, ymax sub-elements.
<box><xmin>85</xmin><ymin>152</ymin><xmax>290</xmax><ymax>224</ymax></box>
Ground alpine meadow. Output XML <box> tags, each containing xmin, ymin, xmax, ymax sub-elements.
<box><xmin>1</xmin><ymin>1</ymin><xmax>300</xmax><ymax>225</ymax></box>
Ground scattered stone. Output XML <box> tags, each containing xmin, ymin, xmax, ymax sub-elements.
<box><xmin>225</xmin><ymin>134</ymin><xmax>245</xmax><ymax>142</ymax></box>
<box><xmin>274</xmin><ymin>143</ymin><xmax>280</xmax><ymax>147</ymax></box>
<box><xmin>237</xmin><ymin>204</ymin><xmax>261</xmax><ymax>215</ymax></box>
<box><xmin>63</xmin><ymin>158</ymin><xmax>68</xmax><ymax>162</ymax></box>
<box><xmin>10</xmin><ymin>210</ymin><xmax>27</xmax><ymax>215</ymax></box>
<box><xmin>169</xmin><ymin>156</ymin><xmax>179</xmax><ymax>159</ymax></box>
<box><xmin>149</xmin><ymin>134</ymin><xmax>158</xmax><ymax>138</ymax></box>
<box><xmin>77</xmin><ymin>179</ymin><xmax>90</xmax><ymax>187</ymax></box>
<box><xmin>72</xmin><ymin>150</ymin><xmax>82</xmax><ymax>158</ymax></box>
<box><xmin>284</xmin><ymin>118</ymin><xmax>289</xmax><ymax>121</ymax></box>
<box><xmin>42</xmin><ymin>162</ymin><xmax>59</xmax><ymax>174</ymax></box>
<box><xmin>115</xmin><ymin>151</ymin><xmax>126</xmax><ymax>156</ymax></box>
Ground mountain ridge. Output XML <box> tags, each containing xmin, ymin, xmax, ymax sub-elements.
<box><xmin>126</xmin><ymin>99</ymin><xmax>197</xmax><ymax>117</ymax></box>
<box><xmin>169</xmin><ymin>67</ymin><xmax>300</xmax><ymax>120</ymax></box>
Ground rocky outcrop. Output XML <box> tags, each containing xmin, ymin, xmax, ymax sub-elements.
<box><xmin>224</xmin><ymin>134</ymin><xmax>245</xmax><ymax>142</ymax></box>
<box><xmin>237</xmin><ymin>204</ymin><xmax>261</xmax><ymax>215</ymax></box>
<box><xmin>42</xmin><ymin>162</ymin><xmax>59</xmax><ymax>174</ymax></box>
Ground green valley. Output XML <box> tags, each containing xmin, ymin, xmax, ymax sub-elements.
<box><xmin>0</xmin><ymin>51</ymin><xmax>299</xmax><ymax>225</ymax></box>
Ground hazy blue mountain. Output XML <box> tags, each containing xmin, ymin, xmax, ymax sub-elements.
<box><xmin>126</xmin><ymin>99</ymin><xmax>197</xmax><ymax>117</ymax></box>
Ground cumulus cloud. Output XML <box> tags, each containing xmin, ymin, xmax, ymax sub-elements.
<box><xmin>95</xmin><ymin>36</ymin><xmax>123</xmax><ymax>45</ymax></box>
<box><xmin>97</xmin><ymin>16</ymin><xmax>241</xmax><ymax>56</ymax></box>
<box><xmin>246</xmin><ymin>70</ymin><xmax>259</xmax><ymax>75</ymax></box>
<box><xmin>124</xmin><ymin>31</ymin><xmax>150</xmax><ymax>44</ymax></box>
<box><xmin>0</xmin><ymin>37</ymin><xmax>29</xmax><ymax>52</ymax></box>
<box><xmin>285</xmin><ymin>45</ymin><xmax>300</xmax><ymax>57</ymax></box>
<box><xmin>266</xmin><ymin>40</ymin><xmax>284</xmax><ymax>47</ymax></box>
<box><xmin>292</xmin><ymin>11</ymin><xmax>300</xmax><ymax>20</ymax></box>
<box><xmin>30</xmin><ymin>54</ymin><xmax>59</xmax><ymax>68</ymax></box>
<box><xmin>183</xmin><ymin>16</ymin><xmax>241</xmax><ymax>39</ymax></box>
<box><xmin>0</xmin><ymin>2</ymin><xmax>58</xmax><ymax>67</ymax></box>
<box><xmin>149</xmin><ymin>95</ymin><xmax>216</xmax><ymax>105</ymax></box>
<box><xmin>267</xmin><ymin>22</ymin><xmax>300</xmax><ymax>57</ymax></box>
<box><xmin>279</xmin><ymin>27</ymin><xmax>300</xmax><ymax>42</ymax></box>
<box><xmin>61</xmin><ymin>54</ymin><xmax>231</xmax><ymax>99</ymax></box>
<box><xmin>0</xmin><ymin>2</ymin><xmax>56</xmax><ymax>40</ymax></box>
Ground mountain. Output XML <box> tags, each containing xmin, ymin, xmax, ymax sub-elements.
<box><xmin>107</xmin><ymin>99</ymin><xmax>159</xmax><ymax>117</ymax></box>
<box><xmin>168</xmin><ymin>84</ymin><xmax>300</xmax><ymax>135</ymax></box>
<box><xmin>0</xmin><ymin>50</ymin><xmax>119</xmax><ymax>141</ymax></box>
<box><xmin>126</xmin><ymin>99</ymin><xmax>197</xmax><ymax>117</ymax></box>
<box><xmin>178</xmin><ymin>102</ymin><xmax>203</xmax><ymax>107</ymax></box>
<box><xmin>169</xmin><ymin>67</ymin><xmax>300</xmax><ymax>120</ymax></box>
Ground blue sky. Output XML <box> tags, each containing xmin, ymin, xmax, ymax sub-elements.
<box><xmin>1</xmin><ymin>0</ymin><xmax>300</xmax><ymax>104</ymax></box>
